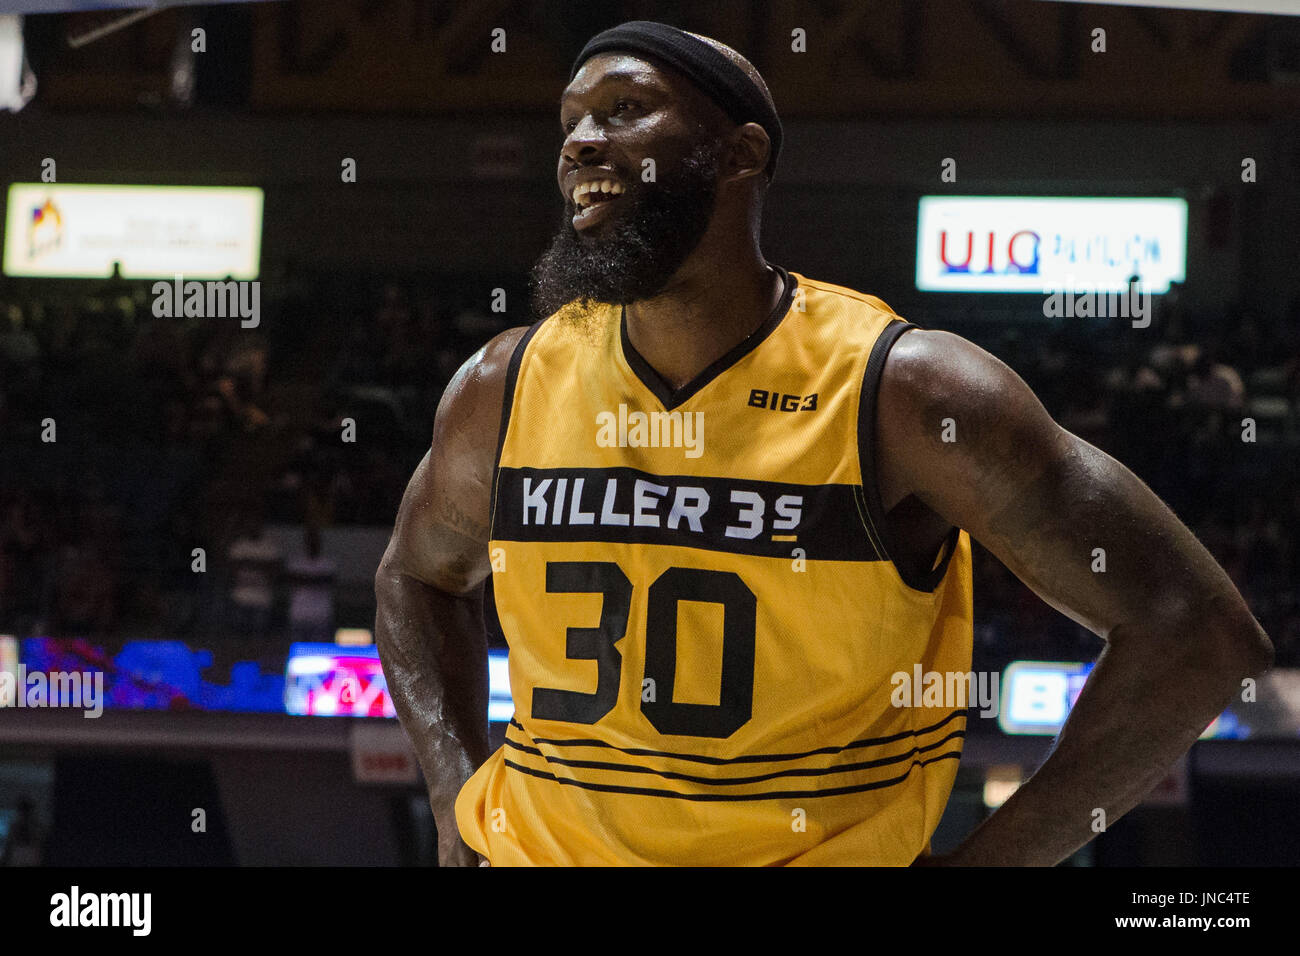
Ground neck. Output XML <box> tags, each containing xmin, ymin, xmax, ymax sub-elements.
<box><xmin>623</xmin><ymin>241</ymin><xmax>783</xmax><ymax>392</ymax></box>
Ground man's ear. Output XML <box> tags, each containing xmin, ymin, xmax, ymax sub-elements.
<box><xmin>722</xmin><ymin>122</ymin><xmax>771</xmax><ymax>185</ymax></box>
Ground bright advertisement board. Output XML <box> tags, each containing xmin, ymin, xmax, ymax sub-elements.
<box><xmin>917</xmin><ymin>196</ymin><xmax>1187</xmax><ymax>294</ymax></box>
<box><xmin>3</xmin><ymin>183</ymin><xmax>263</xmax><ymax>279</ymax></box>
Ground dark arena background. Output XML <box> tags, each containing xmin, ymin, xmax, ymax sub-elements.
<box><xmin>0</xmin><ymin>0</ymin><xmax>1297</xmax><ymax>913</ymax></box>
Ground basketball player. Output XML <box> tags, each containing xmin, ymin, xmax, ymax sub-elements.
<box><xmin>375</xmin><ymin>21</ymin><xmax>1272</xmax><ymax>866</ymax></box>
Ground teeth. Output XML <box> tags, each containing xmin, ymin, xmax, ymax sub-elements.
<box><xmin>572</xmin><ymin>179</ymin><xmax>625</xmax><ymax>207</ymax></box>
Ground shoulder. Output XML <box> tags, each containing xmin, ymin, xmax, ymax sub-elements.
<box><xmin>874</xmin><ymin>328</ymin><xmax>1065</xmax><ymax>508</ymax></box>
<box><xmin>427</xmin><ymin>325</ymin><xmax>534</xmax><ymax>485</ymax></box>
<box><xmin>440</xmin><ymin>325</ymin><xmax>532</xmax><ymax>413</ymax></box>
<box><xmin>433</xmin><ymin>325</ymin><xmax>532</xmax><ymax>437</ymax></box>
<box><xmin>878</xmin><ymin>328</ymin><xmax>1040</xmax><ymax>428</ymax></box>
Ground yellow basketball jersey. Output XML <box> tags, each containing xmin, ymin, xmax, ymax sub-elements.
<box><xmin>455</xmin><ymin>267</ymin><xmax>974</xmax><ymax>865</ymax></box>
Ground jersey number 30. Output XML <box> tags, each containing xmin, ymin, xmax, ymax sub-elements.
<box><xmin>530</xmin><ymin>561</ymin><xmax>756</xmax><ymax>739</ymax></box>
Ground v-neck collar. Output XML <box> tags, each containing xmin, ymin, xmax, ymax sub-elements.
<box><xmin>619</xmin><ymin>264</ymin><xmax>797</xmax><ymax>411</ymax></box>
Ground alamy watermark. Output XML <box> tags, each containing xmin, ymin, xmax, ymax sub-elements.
<box><xmin>890</xmin><ymin>665</ymin><xmax>1000</xmax><ymax>718</ymax></box>
<box><xmin>50</xmin><ymin>886</ymin><xmax>150</xmax><ymax>936</ymax></box>
<box><xmin>152</xmin><ymin>274</ymin><xmax>260</xmax><ymax>328</ymax></box>
<box><xmin>0</xmin><ymin>666</ymin><xmax>103</xmax><ymax>718</ymax></box>
<box><xmin>595</xmin><ymin>404</ymin><xmax>703</xmax><ymax>459</ymax></box>
<box><xmin>1042</xmin><ymin>277</ymin><xmax>1151</xmax><ymax>328</ymax></box>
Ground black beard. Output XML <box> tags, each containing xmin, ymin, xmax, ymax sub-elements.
<box><xmin>529</xmin><ymin>139</ymin><xmax>723</xmax><ymax>320</ymax></box>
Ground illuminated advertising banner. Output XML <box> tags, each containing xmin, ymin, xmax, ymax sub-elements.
<box><xmin>284</xmin><ymin>644</ymin><xmax>396</xmax><ymax>718</ymax></box>
<box><xmin>997</xmin><ymin>660</ymin><xmax>1093</xmax><ymax>735</ymax></box>
<box><xmin>0</xmin><ymin>636</ymin><xmax>16</xmax><ymax>707</ymax></box>
<box><xmin>283</xmin><ymin>643</ymin><xmax>512</xmax><ymax>721</ymax></box>
<box><xmin>3</xmin><ymin>183</ymin><xmax>263</xmax><ymax>279</ymax></box>
<box><xmin>998</xmin><ymin>660</ymin><xmax>1246</xmax><ymax>739</ymax></box>
<box><xmin>916</xmin><ymin>196</ymin><xmax>1187</xmax><ymax>294</ymax></box>
<box><xmin>0</xmin><ymin>636</ymin><xmax>517</xmax><ymax>720</ymax></box>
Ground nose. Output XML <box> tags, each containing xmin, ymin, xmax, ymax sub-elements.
<box><xmin>561</xmin><ymin>113</ymin><xmax>607</xmax><ymax>166</ymax></box>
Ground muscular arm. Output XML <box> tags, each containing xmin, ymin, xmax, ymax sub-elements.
<box><xmin>374</xmin><ymin>326</ymin><xmax>527</xmax><ymax>866</ymax></box>
<box><xmin>877</xmin><ymin>329</ymin><xmax>1273</xmax><ymax>867</ymax></box>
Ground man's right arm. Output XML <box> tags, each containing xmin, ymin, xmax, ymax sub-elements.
<box><xmin>374</xmin><ymin>326</ymin><xmax>528</xmax><ymax>866</ymax></box>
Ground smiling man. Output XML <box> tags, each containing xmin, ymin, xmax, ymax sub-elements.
<box><xmin>375</xmin><ymin>21</ymin><xmax>1272</xmax><ymax>866</ymax></box>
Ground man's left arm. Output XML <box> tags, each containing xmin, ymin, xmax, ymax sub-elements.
<box><xmin>877</xmin><ymin>329</ymin><xmax>1274</xmax><ymax>867</ymax></box>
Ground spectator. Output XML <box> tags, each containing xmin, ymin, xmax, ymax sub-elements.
<box><xmin>285</xmin><ymin>527</ymin><xmax>336</xmax><ymax>643</ymax></box>
<box><xmin>1</xmin><ymin>796</ymin><xmax>43</xmax><ymax>867</ymax></box>
<box><xmin>225</xmin><ymin>510</ymin><xmax>282</xmax><ymax>638</ymax></box>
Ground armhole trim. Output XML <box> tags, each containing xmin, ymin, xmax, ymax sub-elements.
<box><xmin>857</xmin><ymin>320</ymin><xmax>959</xmax><ymax>594</ymax></box>
<box><xmin>488</xmin><ymin>320</ymin><xmax>545</xmax><ymax>539</ymax></box>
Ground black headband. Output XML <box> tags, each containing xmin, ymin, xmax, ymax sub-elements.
<box><xmin>570</xmin><ymin>20</ymin><xmax>782</xmax><ymax>178</ymax></box>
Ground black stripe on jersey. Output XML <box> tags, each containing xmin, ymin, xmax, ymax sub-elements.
<box><xmin>489</xmin><ymin>320</ymin><xmax>546</xmax><ymax>539</ymax></box>
<box><xmin>503</xmin><ymin>750</ymin><xmax>962</xmax><ymax>802</ymax></box>
<box><xmin>492</xmin><ymin>465</ymin><xmax>885</xmax><ymax>561</ymax></box>
<box><xmin>621</xmin><ymin>265</ymin><xmax>796</xmax><ymax>410</ymax></box>
<box><xmin>507</xmin><ymin>709</ymin><xmax>965</xmax><ymax>764</ymax></box>
<box><xmin>856</xmin><ymin>319</ymin><xmax>960</xmax><ymax>593</ymax></box>
<box><xmin>504</xmin><ymin>728</ymin><xmax>966</xmax><ymax>787</ymax></box>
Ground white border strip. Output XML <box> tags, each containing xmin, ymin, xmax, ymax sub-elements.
<box><xmin>1046</xmin><ymin>0</ymin><xmax>1299</xmax><ymax>14</ymax></box>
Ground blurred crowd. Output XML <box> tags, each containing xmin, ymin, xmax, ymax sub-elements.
<box><xmin>0</xmin><ymin>269</ymin><xmax>514</xmax><ymax>640</ymax></box>
<box><xmin>0</xmin><ymin>271</ymin><xmax>1296</xmax><ymax>668</ymax></box>
<box><xmin>965</xmin><ymin>286</ymin><xmax>1300</xmax><ymax>670</ymax></box>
